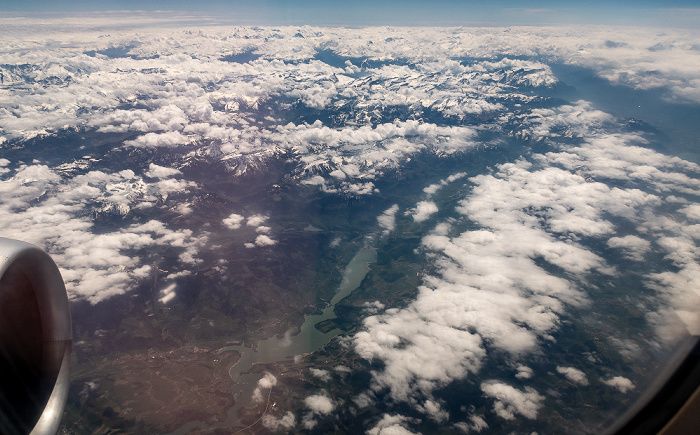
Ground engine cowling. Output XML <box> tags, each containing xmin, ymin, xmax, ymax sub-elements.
<box><xmin>0</xmin><ymin>238</ymin><xmax>71</xmax><ymax>435</ymax></box>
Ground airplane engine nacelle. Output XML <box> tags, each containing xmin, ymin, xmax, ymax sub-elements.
<box><xmin>0</xmin><ymin>238</ymin><xmax>71</xmax><ymax>435</ymax></box>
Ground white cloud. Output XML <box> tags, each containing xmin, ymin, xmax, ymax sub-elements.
<box><xmin>556</xmin><ymin>366</ymin><xmax>589</xmax><ymax>386</ymax></box>
<box><xmin>409</xmin><ymin>201</ymin><xmax>438</xmax><ymax>223</ymax></box>
<box><xmin>145</xmin><ymin>163</ymin><xmax>182</xmax><ymax>178</ymax></box>
<box><xmin>354</xmin><ymin>149</ymin><xmax>631</xmax><ymax>420</ymax></box>
<box><xmin>175</xmin><ymin>203</ymin><xmax>192</xmax><ymax>215</ymax></box>
<box><xmin>680</xmin><ymin>204</ymin><xmax>700</xmax><ymax>221</ymax></box>
<box><xmin>310</xmin><ymin>368</ymin><xmax>331</xmax><ymax>382</ymax></box>
<box><xmin>467</xmin><ymin>415</ymin><xmax>489</xmax><ymax>433</ymax></box>
<box><xmin>302</xmin><ymin>414</ymin><xmax>317</xmax><ymax>430</ymax></box>
<box><xmin>516</xmin><ymin>102</ymin><xmax>700</xmax><ymax>346</ymax></box>
<box><xmin>262</xmin><ymin>411</ymin><xmax>296</xmax><ymax>431</ymax></box>
<box><xmin>155</xmin><ymin>178</ymin><xmax>196</xmax><ymax>197</ymax></box>
<box><xmin>1</xmin><ymin>23</ymin><xmax>699</xmax><ymax>160</ymax></box>
<box><xmin>302</xmin><ymin>392</ymin><xmax>335</xmax><ymax>430</ymax></box>
<box><xmin>341</xmin><ymin>181</ymin><xmax>377</xmax><ymax>196</ymax></box>
<box><xmin>353</xmin><ymin>94</ymin><xmax>700</xmax><ymax>427</ymax></box>
<box><xmin>158</xmin><ymin>282</ymin><xmax>177</xmax><ymax>304</ymax></box>
<box><xmin>363</xmin><ymin>300</ymin><xmax>385</xmax><ymax>314</ymax></box>
<box><xmin>367</xmin><ymin>414</ymin><xmax>420</xmax><ymax>435</ymax></box>
<box><xmin>446</xmin><ymin>172</ymin><xmax>468</xmax><ymax>183</ymax></box>
<box><xmin>254</xmin><ymin>234</ymin><xmax>277</xmax><ymax>246</ymax></box>
<box><xmin>515</xmin><ymin>366</ymin><xmax>533</xmax><ymax>380</ymax></box>
<box><xmin>252</xmin><ymin>372</ymin><xmax>278</xmax><ymax>403</ymax></box>
<box><xmin>378</xmin><ymin>204</ymin><xmax>399</xmax><ymax>233</ymax></box>
<box><xmin>301</xmin><ymin>175</ymin><xmax>326</xmax><ymax>186</ymax></box>
<box><xmin>423</xmin><ymin>172</ymin><xmax>467</xmax><ymax>196</ymax></box>
<box><xmin>272</xmin><ymin>119</ymin><xmax>476</xmax><ymax>196</ymax></box>
<box><xmin>607</xmin><ymin>235</ymin><xmax>651</xmax><ymax>262</ymax></box>
<box><xmin>222</xmin><ymin>213</ymin><xmax>245</xmax><ymax>229</ymax></box>
<box><xmin>247</xmin><ymin>214</ymin><xmax>268</xmax><ymax>227</ymax></box>
<box><xmin>0</xmin><ymin>164</ymin><xmax>206</xmax><ymax>304</ymax></box>
<box><xmin>454</xmin><ymin>415</ymin><xmax>488</xmax><ymax>433</ymax></box>
<box><xmin>603</xmin><ymin>376</ymin><xmax>635</xmax><ymax>393</ymax></box>
<box><xmin>124</xmin><ymin>131</ymin><xmax>191</xmax><ymax>148</ymax></box>
<box><xmin>609</xmin><ymin>337</ymin><xmax>642</xmax><ymax>359</ymax></box>
<box><xmin>423</xmin><ymin>183</ymin><xmax>442</xmax><ymax>196</ymax></box>
<box><xmin>304</xmin><ymin>393</ymin><xmax>334</xmax><ymax>415</ymax></box>
<box><xmin>481</xmin><ymin>381</ymin><xmax>544</xmax><ymax>420</ymax></box>
<box><xmin>0</xmin><ymin>158</ymin><xmax>10</xmax><ymax>175</ymax></box>
<box><xmin>417</xmin><ymin>399</ymin><xmax>449</xmax><ymax>423</ymax></box>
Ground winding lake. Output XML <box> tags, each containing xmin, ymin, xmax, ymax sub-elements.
<box><xmin>226</xmin><ymin>246</ymin><xmax>377</xmax><ymax>424</ymax></box>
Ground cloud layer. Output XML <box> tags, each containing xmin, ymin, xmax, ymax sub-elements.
<box><xmin>0</xmin><ymin>18</ymin><xmax>698</xmax><ymax>433</ymax></box>
<box><xmin>352</xmin><ymin>101</ymin><xmax>700</xmax><ymax>431</ymax></box>
<box><xmin>0</xmin><ymin>164</ymin><xmax>205</xmax><ymax>303</ymax></box>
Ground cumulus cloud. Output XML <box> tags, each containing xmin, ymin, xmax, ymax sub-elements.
<box><xmin>301</xmin><ymin>415</ymin><xmax>317</xmax><ymax>430</ymax></box>
<box><xmin>423</xmin><ymin>183</ymin><xmax>442</xmax><ymax>196</ymax></box>
<box><xmin>409</xmin><ymin>201</ymin><xmax>438</xmax><ymax>223</ymax></box>
<box><xmin>603</xmin><ymin>376</ymin><xmax>635</xmax><ymax>393</ymax></box>
<box><xmin>607</xmin><ymin>235</ymin><xmax>651</xmax><ymax>262</ymax></box>
<box><xmin>158</xmin><ymin>282</ymin><xmax>177</xmax><ymax>304</ymax></box>
<box><xmin>0</xmin><ymin>164</ymin><xmax>206</xmax><ymax>303</ymax></box>
<box><xmin>253</xmin><ymin>234</ymin><xmax>277</xmax><ymax>246</ymax></box>
<box><xmin>262</xmin><ymin>411</ymin><xmax>296</xmax><ymax>431</ymax></box>
<box><xmin>247</xmin><ymin>214</ymin><xmax>268</xmax><ymax>227</ymax></box>
<box><xmin>222</xmin><ymin>213</ymin><xmax>245</xmax><ymax>229</ymax></box>
<box><xmin>304</xmin><ymin>393</ymin><xmax>334</xmax><ymax>415</ymax></box>
<box><xmin>243</xmin><ymin>234</ymin><xmax>277</xmax><ymax>249</ymax></box>
<box><xmin>367</xmin><ymin>414</ymin><xmax>420</xmax><ymax>435</ymax></box>
<box><xmin>302</xmin><ymin>392</ymin><xmax>335</xmax><ymax>430</ymax></box>
<box><xmin>609</xmin><ymin>337</ymin><xmax>642</xmax><ymax>359</ymax></box>
<box><xmin>518</xmin><ymin>103</ymin><xmax>700</xmax><ymax>344</ymax></box>
<box><xmin>363</xmin><ymin>300</ymin><xmax>385</xmax><ymax>314</ymax></box>
<box><xmin>301</xmin><ymin>175</ymin><xmax>326</xmax><ymax>186</ymax></box>
<box><xmin>175</xmin><ymin>203</ymin><xmax>192</xmax><ymax>215</ymax></box>
<box><xmin>144</xmin><ymin>163</ymin><xmax>182</xmax><ymax>178</ymax></box>
<box><xmin>354</xmin><ymin>153</ymin><xmax>623</xmax><ymax>412</ymax></box>
<box><xmin>556</xmin><ymin>366</ymin><xmax>589</xmax><ymax>386</ymax></box>
<box><xmin>446</xmin><ymin>172</ymin><xmax>468</xmax><ymax>183</ymax></box>
<box><xmin>353</xmin><ymin>92</ymin><xmax>700</xmax><ymax>429</ymax></box>
<box><xmin>0</xmin><ymin>158</ymin><xmax>10</xmax><ymax>175</ymax></box>
<box><xmin>481</xmin><ymin>381</ymin><xmax>544</xmax><ymax>420</ymax></box>
<box><xmin>680</xmin><ymin>204</ymin><xmax>700</xmax><ymax>221</ymax></box>
<box><xmin>155</xmin><ymin>178</ymin><xmax>196</xmax><ymax>198</ymax></box>
<box><xmin>1</xmin><ymin>22</ymin><xmax>699</xmax><ymax>162</ymax></box>
<box><xmin>515</xmin><ymin>366</ymin><xmax>534</xmax><ymax>380</ymax></box>
<box><xmin>377</xmin><ymin>204</ymin><xmax>399</xmax><ymax>233</ymax></box>
<box><xmin>125</xmin><ymin>131</ymin><xmax>191</xmax><ymax>148</ymax></box>
<box><xmin>453</xmin><ymin>415</ymin><xmax>488</xmax><ymax>433</ymax></box>
<box><xmin>252</xmin><ymin>372</ymin><xmax>278</xmax><ymax>403</ymax></box>
<box><xmin>423</xmin><ymin>172</ymin><xmax>467</xmax><ymax>196</ymax></box>
<box><xmin>310</xmin><ymin>368</ymin><xmax>331</xmax><ymax>382</ymax></box>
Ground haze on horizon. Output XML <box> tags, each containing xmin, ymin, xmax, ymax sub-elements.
<box><xmin>1</xmin><ymin>0</ymin><xmax>700</xmax><ymax>28</ymax></box>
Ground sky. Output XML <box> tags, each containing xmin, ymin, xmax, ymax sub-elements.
<box><xmin>1</xmin><ymin>0</ymin><xmax>700</xmax><ymax>27</ymax></box>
